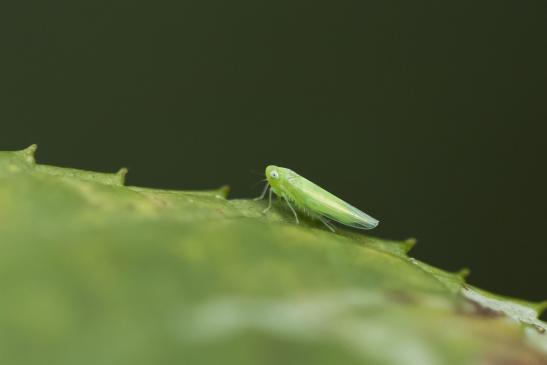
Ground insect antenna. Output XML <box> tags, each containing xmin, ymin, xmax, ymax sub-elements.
<box><xmin>250</xmin><ymin>177</ymin><xmax>267</xmax><ymax>188</ymax></box>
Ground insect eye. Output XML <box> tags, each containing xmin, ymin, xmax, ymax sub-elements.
<box><xmin>270</xmin><ymin>170</ymin><xmax>279</xmax><ymax>179</ymax></box>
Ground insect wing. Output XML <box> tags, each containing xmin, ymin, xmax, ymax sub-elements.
<box><xmin>289</xmin><ymin>176</ymin><xmax>379</xmax><ymax>230</ymax></box>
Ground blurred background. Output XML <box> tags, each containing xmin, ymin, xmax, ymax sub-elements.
<box><xmin>1</xmin><ymin>1</ymin><xmax>546</xmax><ymax>303</ymax></box>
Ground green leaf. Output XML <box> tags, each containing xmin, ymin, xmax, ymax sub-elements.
<box><xmin>0</xmin><ymin>146</ymin><xmax>546</xmax><ymax>365</ymax></box>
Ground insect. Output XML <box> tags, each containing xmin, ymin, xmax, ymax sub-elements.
<box><xmin>255</xmin><ymin>165</ymin><xmax>379</xmax><ymax>232</ymax></box>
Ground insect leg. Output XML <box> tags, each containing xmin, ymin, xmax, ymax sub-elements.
<box><xmin>262</xmin><ymin>188</ymin><xmax>274</xmax><ymax>214</ymax></box>
<box><xmin>283</xmin><ymin>197</ymin><xmax>300</xmax><ymax>224</ymax></box>
<box><xmin>254</xmin><ymin>182</ymin><xmax>270</xmax><ymax>201</ymax></box>
<box><xmin>318</xmin><ymin>216</ymin><xmax>336</xmax><ymax>232</ymax></box>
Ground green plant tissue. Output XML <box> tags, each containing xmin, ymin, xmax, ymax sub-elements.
<box><xmin>0</xmin><ymin>146</ymin><xmax>546</xmax><ymax>365</ymax></box>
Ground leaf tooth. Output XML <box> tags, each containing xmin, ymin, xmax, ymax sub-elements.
<box><xmin>217</xmin><ymin>185</ymin><xmax>230</xmax><ymax>199</ymax></box>
<box><xmin>116</xmin><ymin>167</ymin><xmax>129</xmax><ymax>186</ymax></box>
<box><xmin>536</xmin><ymin>300</ymin><xmax>547</xmax><ymax>317</ymax></box>
<box><xmin>18</xmin><ymin>144</ymin><xmax>38</xmax><ymax>165</ymax></box>
<box><xmin>457</xmin><ymin>268</ymin><xmax>471</xmax><ymax>280</ymax></box>
<box><xmin>402</xmin><ymin>238</ymin><xmax>417</xmax><ymax>253</ymax></box>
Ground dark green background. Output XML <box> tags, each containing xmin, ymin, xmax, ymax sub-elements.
<box><xmin>2</xmin><ymin>1</ymin><xmax>546</xmax><ymax>303</ymax></box>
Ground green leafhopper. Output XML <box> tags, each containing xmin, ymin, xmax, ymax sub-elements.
<box><xmin>255</xmin><ymin>165</ymin><xmax>379</xmax><ymax>232</ymax></box>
